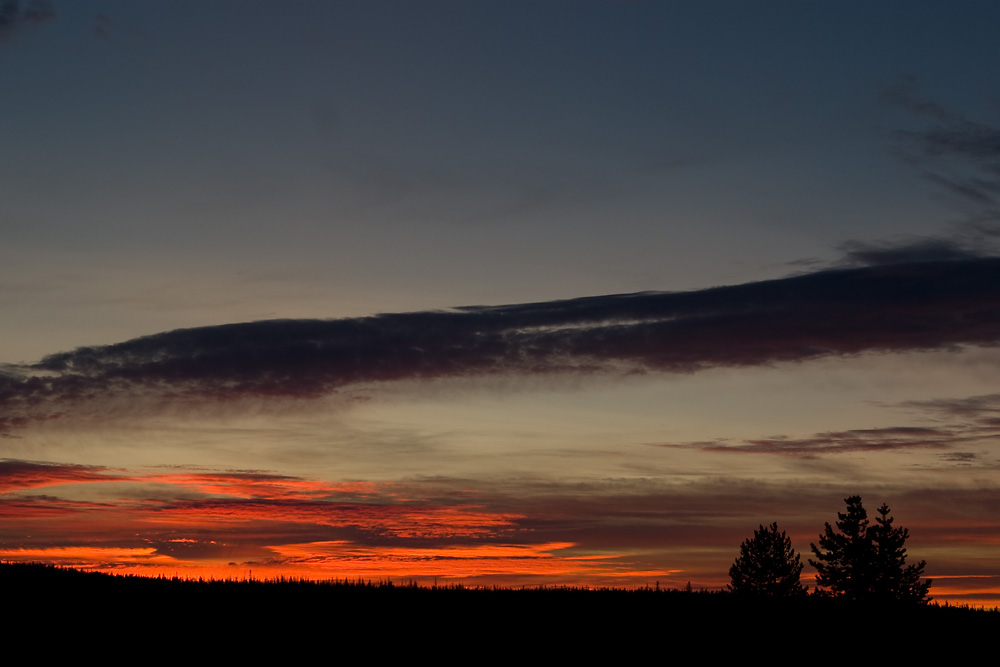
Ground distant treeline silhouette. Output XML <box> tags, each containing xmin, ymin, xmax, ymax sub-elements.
<box><xmin>3</xmin><ymin>559</ymin><xmax>995</xmax><ymax>656</ymax></box>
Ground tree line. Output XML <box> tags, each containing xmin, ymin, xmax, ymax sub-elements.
<box><xmin>728</xmin><ymin>495</ymin><xmax>931</xmax><ymax>603</ymax></box>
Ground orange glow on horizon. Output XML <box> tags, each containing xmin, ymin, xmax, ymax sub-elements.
<box><xmin>0</xmin><ymin>546</ymin><xmax>168</xmax><ymax>565</ymax></box>
<box><xmin>0</xmin><ymin>540</ymin><xmax>665</xmax><ymax>589</ymax></box>
<box><xmin>3</xmin><ymin>544</ymin><xmax>994</xmax><ymax>604</ymax></box>
<box><xmin>2</xmin><ymin>463</ymin><xmax>997</xmax><ymax>606</ymax></box>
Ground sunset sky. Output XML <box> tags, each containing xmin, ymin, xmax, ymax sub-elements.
<box><xmin>2</xmin><ymin>1</ymin><xmax>999</xmax><ymax>606</ymax></box>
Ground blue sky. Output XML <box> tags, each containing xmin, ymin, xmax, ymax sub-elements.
<box><xmin>5</xmin><ymin>1</ymin><xmax>997</xmax><ymax>359</ymax></box>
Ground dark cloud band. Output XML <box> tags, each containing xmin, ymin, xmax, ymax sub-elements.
<box><xmin>3</xmin><ymin>258</ymin><xmax>1000</xmax><ymax>432</ymax></box>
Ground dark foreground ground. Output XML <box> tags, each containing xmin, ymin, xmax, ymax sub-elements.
<box><xmin>5</xmin><ymin>561</ymin><xmax>994</xmax><ymax>655</ymax></box>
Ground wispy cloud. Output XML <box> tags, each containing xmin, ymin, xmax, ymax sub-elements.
<box><xmin>3</xmin><ymin>258</ymin><xmax>1000</xmax><ymax>434</ymax></box>
<box><xmin>838</xmin><ymin>237</ymin><xmax>984</xmax><ymax>267</ymax></box>
<box><xmin>883</xmin><ymin>78</ymin><xmax>1000</xmax><ymax>223</ymax></box>
<box><xmin>658</xmin><ymin>391</ymin><xmax>1000</xmax><ymax>459</ymax></box>
<box><xmin>0</xmin><ymin>459</ymin><xmax>644</xmax><ymax>584</ymax></box>
<box><xmin>898</xmin><ymin>392</ymin><xmax>1000</xmax><ymax>422</ymax></box>
<box><xmin>0</xmin><ymin>459</ymin><xmax>126</xmax><ymax>491</ymax></box>
<box><xmin>92</xmin><ymin>12</ymin><xmax>111</xmax><ymax>40</ymax></box>
<box><xmin>0</xmin><ymin>0</ymin><xmax>54</xmax><ymax>43</ymax></box>
<box><xmin>663</xmin><ymin>426</ymin><xmax>964</xmax><ymax>457</ymax></box>
<box><xmin>0</xmin><ymin>460</ymin><xmax>525</xmax><ymax>559</ymax></box>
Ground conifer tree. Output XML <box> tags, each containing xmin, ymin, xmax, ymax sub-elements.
<box><xmin>728</xmin><ymin>522</ymin><xmax>806</xmax><ymax>597</ymax></box>
<box><xmin>810</xmin><ymin>495</ymin><xmax>872</xmax><ymax>600</ymax></box>
<box><xmin>868</xmin><ymin>503</ymin><xmax>931</xmax><ymax>603</ymax></box>
<box><xmin>809</xmin><ymin>496</ymin><xmax>931</xmax><ymax>603</ymax></box>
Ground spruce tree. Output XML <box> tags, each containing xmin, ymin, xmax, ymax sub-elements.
<box><xmin>728</xmin><ymin>522</ymin><xmax>806</xmax><ymax>597</ymax></box>
<box><xmin>868</xmin><ymin>503</ymin><xmax>931</xmax><ymax>603</ymax></box>
<box><xmin>809</xmin><ymin>496</ymin><xmax>931</xmax><ymax>603</ymax></box>
<box><xmin>810</xmin><ymin>495</ymin><xmax>872</xmax><ymax>600</ymax></box>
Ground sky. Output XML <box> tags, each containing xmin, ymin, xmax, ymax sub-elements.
<box><xmin>2</xmin><ymin>1</ymin><xmax>999</xmax><ymax>605</ymax></box>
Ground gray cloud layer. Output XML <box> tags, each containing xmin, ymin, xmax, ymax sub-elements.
<box><xmin>3</xmin><ymin>258</ymin><xmax>1000</xmax><ymax>433</ymax></box>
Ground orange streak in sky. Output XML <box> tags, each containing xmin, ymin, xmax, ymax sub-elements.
<box><xmin>132</xmin><ymin>473</ymin><xmax>385</xmax><ymax>500</ymax></box>
<box><xmin>0</xmin><ymin>546</ymin><xmax>168</xmax><ymax>565</ymax></box>
<box><xmin>4</xmin><ymin>464</ymin><xmax>996</xmax><ymax>603</ymax></box>
<box><xmin>148</xmin><ymin>500</ymin><xmax>521</xmax><ymax>537</ymax></box>
<box><xmin>0</xmin><ymin>540</ymin><xmax>660</xmax><ymax>587</ymax></box>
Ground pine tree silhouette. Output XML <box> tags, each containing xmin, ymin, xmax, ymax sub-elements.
<box><xmin>868</xmin><ymin>503</ymin><xmax>931</xmax><ymax>603</ymax></box>
<box><xmin>728</xmin><ymin>522</ymin><xmax>806</xmax><ymax>597</ymax></box>
<box><xmin>809</xmin><ymin>496</ymin><xmax>930</xmax><ymax>603</ymax></box>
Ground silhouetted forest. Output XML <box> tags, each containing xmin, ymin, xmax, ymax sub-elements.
<box><xmin>5</xmin><ymin>560</ymin><xmax>994</xmax><ymax>654</ymax></box>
